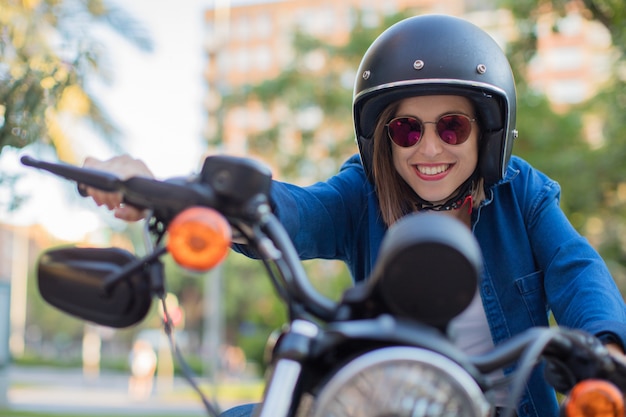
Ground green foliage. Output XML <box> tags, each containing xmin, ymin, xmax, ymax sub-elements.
<box><xmin>580</xmin><ymin>0</ymin><xmax>626</xmax><ymax>48</ymax></box>
<box><xmin>219</xmin><ymin>254</ymin><xmax>286</xmax><ymax>368</ymax></box>
<box><xmin>0</xmin><ymin>0</ymin><xmax>153</xmax><ymax>155</ymax></box>
<box><xmin>499</xmin><ymin>0</ymin><xmax>626</xmax><ymax>284</ymax></box>
<box><xmin>512</xmin><ymin>90</ymin><xmax>598</xmax><ymax>218</ymax></box>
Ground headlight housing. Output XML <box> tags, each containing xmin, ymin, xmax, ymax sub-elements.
<box><xmin>310</xmin><ymin>346</ymin><xmax>490</xmax><ymax>417</ymax></box>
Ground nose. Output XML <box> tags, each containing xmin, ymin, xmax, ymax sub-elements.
<box><xmin>416</xmin><ymin>123</ymin><xmax>443</xmax><ymax>157</ymax></box>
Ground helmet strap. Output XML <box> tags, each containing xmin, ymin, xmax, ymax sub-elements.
<box><xmin>414</xmin><ymin>171</ymin><xmax>477</xmax><ymax>213</ymax></box>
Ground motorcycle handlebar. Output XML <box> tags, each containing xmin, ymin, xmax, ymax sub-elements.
<box><xmin>544</xmin><ymin>328</ymin><xmax>626</xmax><ymax>393</ymax></box>
<box><xmin>21</xmin><ymin>155</ymin><xmax>122</xmax><ymax>192</ymax></box>
<box><xmin>21</xmin><ymin>154</ymin><xmax>339</xmax><ymax>321</ymax></box>
<box><xmin>21</xmin><ymin>155</ymin><xmax>219</xmax><ymax>224</ymax></box>
<box><xmin>472</xmin><ymin>326</ymin><xmax>626</xmax><ymax>393</ymax></box>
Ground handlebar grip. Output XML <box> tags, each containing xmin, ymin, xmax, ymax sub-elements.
<box><xmin>21</xmin><ymin>155</ymin><xmax>148</xmax><ymax>212</ymax></box>
<box><xmin>605</xmin><ymin>356</ymin><xmax>626</xmax><ymax>392</ymax></box>
<box><xmin>544</xmin><ymin>329</ymin><xmax>626</xmax><ymax>393</ymax></box>
<box><xmin>19</xmin><ymin>155</ymin><xmax>41</xmax><ymax>168</ymax></box>
<box><xmin>77</xmin><ymin>183</ymin><xmax>89</xmax><ymax>197</ymax></box>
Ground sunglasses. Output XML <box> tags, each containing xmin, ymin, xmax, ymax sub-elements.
<box><xmin>386</xmin><ymin>114</ymin><xmax>476</xmax><ymax>147</ymax></box>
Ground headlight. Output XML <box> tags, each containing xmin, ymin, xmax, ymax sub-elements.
<box><xmin>310</xmin><ymin>346</ymin><xmax>490</xmax><ymax>417</ymax></box>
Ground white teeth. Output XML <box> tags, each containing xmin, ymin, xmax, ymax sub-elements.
<box><xmin>418</xmin><ymin>164</ymin><xmax>449</xmax><ymax>175</ymax></box>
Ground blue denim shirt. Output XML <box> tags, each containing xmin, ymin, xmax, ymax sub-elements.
<box><xmin>236</xmin><ymin>154</ymin><xmax>626</xmax><ymax>416</ymax></box>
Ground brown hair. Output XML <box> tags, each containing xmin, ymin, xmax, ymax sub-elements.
<box><xmin>372</xmin><ymin>103</ymin><xmax>485</xmax><ymax>226</ymax></box>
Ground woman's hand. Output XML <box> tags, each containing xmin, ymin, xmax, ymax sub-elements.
<box><xmin>82</xmin><ymin>155</ymin><xmax>154</xmax><ymax>221</ymax></box>
<box><xmin>605</xmin><ymin>343</ymin><xmax>626</xmax><ymax>369</ymax></box>
<box><xmin>606</xmin><ymin>343</ymin><xmax>624</xmax><ymax>356</ymax></box>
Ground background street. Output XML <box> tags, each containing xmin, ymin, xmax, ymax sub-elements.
<box><xmin>1</xmin><ymin>365</ymin><xmax>253</xmax><ymax>415</ymax></box>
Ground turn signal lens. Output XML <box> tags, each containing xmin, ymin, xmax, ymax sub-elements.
<box><xmin>166</xmin><ymin>207</ymin><xmax>232</xmax><ymax>272</ymax></box>
<box><xmin>564</xmin><ymin>379</ymin><xmax>624</xmax><ymax>417</ymax></box>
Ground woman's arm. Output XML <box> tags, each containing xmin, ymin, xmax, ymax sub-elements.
<box><xmin>234</xmin><ymin>155</ymin><xmax>370</xmax><ymax>261</ymax></box>
<box><xmin>522</xmin><ymin>165</ymin><xmax>626</xmax><ymax>349</ymax></box>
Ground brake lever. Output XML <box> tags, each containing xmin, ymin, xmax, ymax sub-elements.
<box><xmin>21</xmin><ymin>155</ymin><xmax>123</xmax><ymax>193</ymax></box>
<box><xmin>21</xmin><ymin>155</ymin><xmax>152</xmax><ymax>216</ymax></box>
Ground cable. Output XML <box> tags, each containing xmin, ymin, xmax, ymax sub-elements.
<box><xmin>501</xmin><ymin>329</ymin><xmax>559</xmax><ymax>417</ymax></box>
<box><xmin>160</xmin><ymin>296</ymin><xmax>222</xmax><ymax>417</ymax></box>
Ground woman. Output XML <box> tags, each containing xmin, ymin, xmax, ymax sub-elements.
<box><xmin>83</xmin><ymin>14</ymin><xmax>626</xmax><ymax>417</ymax></box>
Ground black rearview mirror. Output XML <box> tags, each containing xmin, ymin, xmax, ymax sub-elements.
<box><xmin>369</xmin><ymin>212</ymin><xmax>482</xmax><ymax>329</ymax></box>
<box><xmin>37</xmin><ymin>246</ymin><xmax>153</xmax><ymax>328</ymax></box>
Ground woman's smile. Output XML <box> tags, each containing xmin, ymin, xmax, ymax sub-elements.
<box><xmin>414</xmin><ymin>163</ymin><xmax>453</xmax><ymax>179</ymax></box>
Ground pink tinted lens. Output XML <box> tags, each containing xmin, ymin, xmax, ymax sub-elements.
<box><xmin>387</xmin><ymin>117</ymin><xmax>422</xmax><ymax>147</ymax></box>
<box><xmin>436</xmin><ymin>115</ymin><xmax>472</xmax><ymax>145</ymax></box>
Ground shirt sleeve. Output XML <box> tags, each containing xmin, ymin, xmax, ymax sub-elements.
<box><xmin>232</xmin><ymin>154</ymin><xmax>369</xmax><ymax>262</ymax></box>
<box><xmin>519</xmin><ymin>161</ymin><xmax>626</xmax><ymax>348</ymax></box>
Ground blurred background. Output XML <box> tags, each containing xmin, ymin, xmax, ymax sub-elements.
<box><xmin>0</xmin><ymin>0</ymin><xmax>624</xmax><ymax>415</ymax></box>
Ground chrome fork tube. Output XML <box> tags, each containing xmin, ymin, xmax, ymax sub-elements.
<box><xmin>255</xmin><ymin>359</ymin><xmax>303</xmax><ymax>417</ymax></box>
<box><xmin>254</xmin><ymin>320</ymin><xmax>319</xmax><ymax>417</ymax></box>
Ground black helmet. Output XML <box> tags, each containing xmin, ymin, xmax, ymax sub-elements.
<box><xmin>353</xmin><ymin>14</ymin><xmax>517</xmax><ymax>186</ymax></box>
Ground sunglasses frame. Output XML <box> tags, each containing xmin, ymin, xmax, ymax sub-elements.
<box><xmin>385</xmin><ymin>114</ymin><xmax>476</xmax><ymax>148</ymax></box>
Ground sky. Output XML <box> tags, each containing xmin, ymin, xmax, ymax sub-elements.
<box><xmin>87</xmin><ymin>0</ymin><xmax>214</xmax><ymax>178</ymax></box>
<box><xmin>0</xmin><ymin>0</ymin><xmax>229</xmax><ymax>239</ymax></box>
<box><xmin>98</xmin><ymin>0</ymin><xmax>267</xmax><ymax>178</ymax></box>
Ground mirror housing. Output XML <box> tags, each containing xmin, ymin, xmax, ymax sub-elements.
<box><xmin>37</xmin><ymin>246</ymin><xmax>152</xmax><ymax>328</ymax></box>
<box><xmin>368</xmin><ymin>212</ymin><xmax>482</xmax><ymax>329</ymax></box>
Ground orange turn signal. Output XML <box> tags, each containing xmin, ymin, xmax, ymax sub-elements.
<box><xmin>166</xmin><ymin>207</ymin><xmax>232</xmax><ymax>272</ymax></box>
<box><xmin>564</xmin><ymin>379</ymin><xmax>625</xmax><ymax>417</ymax></box>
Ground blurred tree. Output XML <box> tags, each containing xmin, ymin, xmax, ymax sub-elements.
<box><xmin>0</xmin><ymin>0</ymin><xmax>153</xmax><ymax>162</ymax></box>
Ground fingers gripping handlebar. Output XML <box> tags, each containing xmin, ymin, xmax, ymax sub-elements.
<box><xmin>543</xmin><ymin>328</ymin><xmax>626</xmax><ymax>393</ymax></box>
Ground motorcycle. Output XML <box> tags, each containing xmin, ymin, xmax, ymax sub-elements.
<box><xmin>21</xmin><ymin>154</ymin><xmax>626</xmax><ymax>417</ymax></box>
